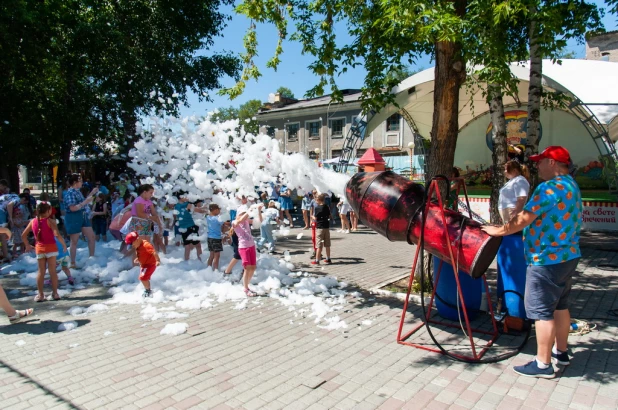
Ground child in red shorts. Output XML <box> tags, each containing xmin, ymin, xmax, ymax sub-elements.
<box><xmin>125</xmin><ymin>231</ymin><xmax>160</xmax><ymax>298</ymax></box>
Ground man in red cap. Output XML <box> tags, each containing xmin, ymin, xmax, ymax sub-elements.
<box><xmin>483</xmin><ymin>146</ymin><xmax>582</xmax><ymax>378</ymax></box>
<box><xmin>125</xmin><ymin>231</ymin><xmax>160</xmax><ymax>298</ymax></box>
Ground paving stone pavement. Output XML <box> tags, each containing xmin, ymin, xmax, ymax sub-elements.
<box><xmin>1</xmin><ymin>226</ymin><xmax>618</xmax><ymax>410</ymax></box>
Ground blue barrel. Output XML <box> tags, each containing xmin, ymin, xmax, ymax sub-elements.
<box><xmin>433</xmin><ymin>256</ymin><xmax>482</xmax><ymax>321</ymax></box>
<box><xmin>496</xmin><ymin>233</ymin><xmax>527</xmax><ymax>319</ymax></box>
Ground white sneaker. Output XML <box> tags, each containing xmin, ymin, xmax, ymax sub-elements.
<box><xmin>337</xmin><ymin>229</ymin><xmax>343</xmax><ymax>233</ymax></box>
<box><xmin>344</xmin><ymin>230</ymin><xmax>350</xmax><ymax>234</ymax></box>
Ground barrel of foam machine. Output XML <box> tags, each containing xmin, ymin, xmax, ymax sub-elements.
<box><xmin>496</xmin><ymin>233</ymin><xmax>527</xmax><ymax>319</ymax></box>
<box><xmin>433</xmin><ymin>256</ymin><xmax>482</xmax><ymax>321</ymax></box>
<box><xmin>345</xmin><ymin>171</ymin><xmax>502</xmax><ymax>278</ymax></box>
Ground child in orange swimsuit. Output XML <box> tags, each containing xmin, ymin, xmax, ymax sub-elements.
<box><xmin>125</xmin><ymin>231</ymin><xmax>160</xmax><ymax>298</ymax></box>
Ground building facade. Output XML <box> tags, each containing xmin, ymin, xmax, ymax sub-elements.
<box><xmin>585</xmin><ymin>30</ymin><xmax>618</xmax><ymax>62</ymax></box>
<box><xmin>256</xmin><ymin>90</ymin><xmax>416</xmax><ymax>166</ymax></box>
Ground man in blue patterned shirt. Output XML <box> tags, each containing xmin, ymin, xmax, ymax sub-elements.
<box><xmin>483</xmin><ymin>146</ymin><xmax>582</xmax><ymax>378</ymax></box>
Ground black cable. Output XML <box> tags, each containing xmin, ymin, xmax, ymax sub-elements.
<box><xmin>416</xmin><ymin>176</ymin><xmax>531</xmax><ymax>363</ymax></box>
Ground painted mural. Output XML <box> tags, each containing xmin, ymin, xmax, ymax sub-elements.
<box><xmin>485</xmin><ymin>110</ymin><xmax>542</xmax><ymax>151</ymax></box>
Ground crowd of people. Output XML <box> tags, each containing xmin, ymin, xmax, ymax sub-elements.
<box><xmin>1</xmin><ymin>173</ymin><xmax>353</xmax><ymax>302</ymax></box>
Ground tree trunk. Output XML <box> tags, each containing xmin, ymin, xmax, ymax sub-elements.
<box><xmin>57</xmin><ymin>140</ymin><xmax>72</xmax><ymax>185</ymax></box>
<box><xmin>415</xmin><ymin>33</ymin><xmax>467</xmax><ymax>286</ymax></box>
<box><xmin>122</xmin><ymin>110</ymin><xmax>137</xmax><ymax>146</ymax></box>
<box><xmin>489</xmin><ymin>84</ymin><xmax>507</xmax><ymax>224</ymax></box>
<box><xmin>525</xmin><ymin>5</ymin><xmax>542</xmax><ymax>189</ymax></box>
<box><xmin>121</xmin><ymin>110</ymin><xmax>138</xmax><ymax>176</ymax></box>
<box><xmin>426</xmin><ymin>41</ymin><xmax>467</xmax><ymax>185</ymax></box>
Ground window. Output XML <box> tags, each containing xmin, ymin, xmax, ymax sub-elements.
<box><xmin>307</xmin><ymin>121</ymin><xmax>321</xmax><ymax>139</ymax></box>
<box><xmin>266</xmin><ymin>126</ymin><xmax>275</xmax><ymax>137</ymax></box>
<box><xmin>386</xmin><ymin>113</ymin><xmax>401</xmax><ymax>132</ymax></box>
<box><xmin>286</xmin><ymin>123</ymin><xmax>299</xmax><ymax>141</ymax></box>
<box><xmin>330</xmin><ymin>118</ymin><xmax>345</xmax><ymax>138</ymax></box>
<box><xmin>385</xmin><ymin>133</ymin><xmax>400</xmax><ymax>146</ymax></box>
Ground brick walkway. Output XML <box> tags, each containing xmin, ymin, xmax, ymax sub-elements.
<box><xmin>1</xmin><ymin>228</ymin><xmax>618</xmax><ymax>410</ymax></box>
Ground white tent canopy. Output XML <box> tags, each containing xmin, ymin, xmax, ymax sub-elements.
<box><xmin>366</xmin><ymin>59</ymin><xmax>618</xmax><ymax>142</ymax></box>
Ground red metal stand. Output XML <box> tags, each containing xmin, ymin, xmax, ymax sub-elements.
<box><xmin>396</xmin><ymin>178</ymin><xmax>499</xmax><ymax>361</ymax></box>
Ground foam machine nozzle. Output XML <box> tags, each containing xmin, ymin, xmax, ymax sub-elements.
<box><xmin>345</xmin><ymin>172</ymin><xmax>501</xmax><ymax>278</ymax></box>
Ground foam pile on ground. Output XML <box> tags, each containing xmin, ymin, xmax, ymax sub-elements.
<box><xmin>66</xmin><ymin>304</ymin><xmax>108</xmax><ymax>316</ymax></box>
<box><xmin>160</xmin><ymin>323</ymin><xmax>188</xmax><ymax>336</ymax></box>
<box><xmin>3</xmin><ymin>238</ymin><xmax>351</xmax><ymax>330</ymax></box>
<box><xmin>58</xmin><ymin>321</ymin><xmax>78</xmax><ymax>332</ymax></box>
<box><xmin>141</xmin><ymin>305</ymin><xmax>189</xmax><ymax>321</ymax></box>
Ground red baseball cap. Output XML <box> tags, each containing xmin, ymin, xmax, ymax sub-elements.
<box><xmin>529</xmin><ymin>146</ymin><xmax>571</xmax><ymax>164</ymax></box>
<box><xmin>125</xmin><ymin>232</ymin><xmax>139</xmax><ymax>245</ymax></box>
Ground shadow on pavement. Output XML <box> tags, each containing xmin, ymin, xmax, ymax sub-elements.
<box><xmin>0</xmin><ymin>358</ymin><xmax>81</xmax><ymax>409</ymax></box>
<box><xmin>0</xmin><ymin>319</ymin><xmax>91</xmax><ymax>336</ymax></box>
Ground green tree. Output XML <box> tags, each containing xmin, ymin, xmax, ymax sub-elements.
<box><xmin>383</xmin><ymin>66</ymin><xmax>424</xmax><ymax>88</ymax></box>
<box><xmin>238</xmin><ymin>99</ymin><xmax>263</xmax><ymax>134</ymax></box>
<box><xmin>75</xmin><ymin>0</ymin><xmax>241</xmax><ymax>154</ymax></box>
<box><xmin>211</xmin><ymin>107</ymin><xmax>240</xmax><ymax>123</ymax></box>
<box><xmin>276</xmin><ymin>86</ymin><xmax>295</xmax><ymax>99</ymax></box>
<box><xmin>465</xmin><ymin>0</ymin><xmax>529</xmax><ymax>223</ymax></box>
<box><xmin>211</xmin><ymin>99</ymin><xmax>263</xmax><ymax>135</ymax></box>
<box><xmin>554</xmin><ymin>47</ymin><xmax>578</xmax><ymax>59</ymax></box>
<box><xmin>1</xmin><ymin>0</ymin><xmax>241</xmax><ymax>180</ymax></box>
<box><xmin>227</xmin><ymin>0</ymin><xmax>469</xmax><ymax>184</ymax></box>
<box><xmin>525</xmin><ymin>0</ymin><xmax>603</xmax><ymax>188</ymax></box>
<box><xmin>0</xmin><ymin>0</ymin><xmax>122</xmax><ymax>182</ymax></box>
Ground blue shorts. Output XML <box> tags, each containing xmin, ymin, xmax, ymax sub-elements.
<box><xmin>232</xmin><ymin>232</ymin><xmax>241</xmax><ymax>260</ymax></box>
<box><xmin>65</xmin><ymin>211</ymin><xmax>92</xmax><ymax>235</ymax></box>
<box><xmin>92</xmin><ymin>218</ymin><xmax>107</xmax><ymax>236</ymax></box>
<box><xmin>525</xmin><ymin>258</ymin><xmax>579</xmax><ymax>321</ymax></box>
<box><xmin>279</xmin><ymin>197</ymin><xmax>293</xmax><ymax>210</ymax></box>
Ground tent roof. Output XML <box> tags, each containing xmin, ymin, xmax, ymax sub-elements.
<box><xmin>367</xmin><ymin>59</ymin><xmax>618</xmax><ymax>141</ymax></box>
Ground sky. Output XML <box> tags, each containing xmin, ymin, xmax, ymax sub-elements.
<box><xmin>177</xmin><ymin>1</ymin><xmax>618</xmax><ymax>118</ymax></box>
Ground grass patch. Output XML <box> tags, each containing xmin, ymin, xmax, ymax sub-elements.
<box><xmin>380</xmin><ymin>276</ymin><xmax>432</xmax><ymax>294</ymax></box>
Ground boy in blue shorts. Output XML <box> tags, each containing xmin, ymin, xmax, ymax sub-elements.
<box><xmin>206</xmin><ymin>204</ymin><xmax>229</xmax><ymax>271</ymax></box>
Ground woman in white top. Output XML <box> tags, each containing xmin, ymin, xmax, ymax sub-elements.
<box><xmin>498</xmin><ymin>160</ymin><xmax>530</xmax><ymax>224</ymax></box>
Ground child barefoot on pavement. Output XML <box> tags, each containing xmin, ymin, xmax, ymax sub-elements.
<box><xmin>22</xmin><ymin>202</ymin><xmax>67</xmax><ymax>301</ymax></box>
<box><xmin>125</xmin><ymin>231</ymin><xmax>160</xmax><ymax>298</ymax></box>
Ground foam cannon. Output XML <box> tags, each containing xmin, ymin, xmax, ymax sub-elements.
<box><xmin>345</xmin><ymin>171</ymin><xmax>501</xmax><ymax>278</ymax></box>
